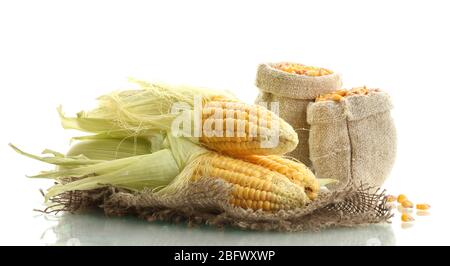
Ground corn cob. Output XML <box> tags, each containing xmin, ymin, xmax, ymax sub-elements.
<box><xmin>192</xmin><ymin>153</ymin><xmax>311</xmax><ymax>211</ymax></box>
<box><xmin>237</xmin><ymin>155</ymin><xmax>319</xmax><ymax>200</ymax></box>
<box><xmin>199</xmin><ymin>100</ymin><xmax>298</xmax><ymax>156</ymax></box>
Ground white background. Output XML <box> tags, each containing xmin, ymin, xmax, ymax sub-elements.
<box><xmin>0</xmin><ymin>0</ymin><xmax>449</xmax><ymax>245</ymax></box>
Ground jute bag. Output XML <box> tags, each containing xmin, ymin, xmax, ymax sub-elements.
<box><xmin>255</xmin><ymin>63</ymin><xmax>342</xmax><ymax>167</ymax></box>
<box><xmin>307</xmin><ymin>91</ymin><xmax>397</xmax><ymax>190</ymax></box>
<box><xmin>52</xmin><ymin>178</ymin><xmax>391</xmax><ymax>232</ymax></box>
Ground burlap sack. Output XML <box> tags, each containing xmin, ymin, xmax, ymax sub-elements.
<box><xmin>49</xmin><ymin>178</ymin><xmax>392</xmax><ymax>232</ymax></box>
<box><xmin>255</xmin><ymin>63</ymin><xmax>342</xmax><ymax>167</ymax></box>
<box><xmin>307</xmin><ymin>91</ymin><xmax>397</xmax><ymax>190</ymax></box>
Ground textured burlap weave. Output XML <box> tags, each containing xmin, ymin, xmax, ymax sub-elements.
<box><xmin>49</xmin><ymin>178</ymin><xmax>392</xmax><ymax>232</ymax></box>
<box><xmin>307</xmin><ymin>91</ymin><xmax>397</xmax><ymax>190</ymax></box>
<box><xmin>255</xmin><ymin>63</ymin><xmax>342</xmax><ymax>167</ymax></box>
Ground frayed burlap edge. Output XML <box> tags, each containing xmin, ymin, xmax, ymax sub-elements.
<box><xmin>44</xmin><ymin>178</ymin><xmax>392</xmax><ymax>232</ymax></box>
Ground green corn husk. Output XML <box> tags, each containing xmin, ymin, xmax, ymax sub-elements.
<box><xmin>11</xmin><ymin>133</ymin><xmax>209</xmax><ymax>201</ymax></box>
<box><xmin>9</xmin><ymin>144</ymin><xmax>105</xmax><ymax>167</ymax></box>
<box><xmin>66</xmin><ymin>137</ymin><xmax>152</xmax><ymax>161</ymax></box>
<box><xmin>58</xmin><ymin>80</ymin><xmax>235</xmax><ymax>138</ymax></box>
<box><xmin>45</xmin><ymin>149</ymin><xmax>180</xmax><ymax>199</ymax></box>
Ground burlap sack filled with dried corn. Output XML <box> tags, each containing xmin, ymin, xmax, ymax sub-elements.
<box><xmin>11</xmin><ymin>80</ymin><xmax>391</xmax><ymax>231</ymax></box>
<box><xmin>308</xmin><ymin>87</ymin><xmax>397</xmax><ymax>190</ymax></box>
<box><xmin>255</xmin><ymin>62</ymin><xmax>342</xmax><ymax>167</ymax></box>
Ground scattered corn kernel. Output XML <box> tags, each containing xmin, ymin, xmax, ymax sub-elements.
<box><xmin>386</xmin><ymin>192</ymin><xmax>430</xmax><ymax>226</ymax></box>
<box><xmin>401</xmin><ymin>213</ymin><xmax>414</xmax><ymax>222</ymax></box>
<box><xmin>416</xmin><ymin>204</ymin><xmax>431</xmax><ymax>210</ymax></box>
<box><xmin>273</xmin><ymin>63</ymin><xmax>333</xmax><ymax>77</ymax></box>
<box><xmin>401</xmin><ymin>200</ymin><xmax>414</xmax><ymax>208</ymax></box>
<box><xmin>386</xmin><ymin>195</ymin><xmax>397</xmax><ymax>202</ymax></box>
<box><xmin>397</xmin><ymin>194</ymin><xmax>408</xmax><ymax>203</ymax></box>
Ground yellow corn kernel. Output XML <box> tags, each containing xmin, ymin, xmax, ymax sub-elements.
<box><xmin>349</xmin><ymin>86</ymin><xmax>369</xmax><ymax>95</ymax></box>
<box><xmin>263</xmin><ymin>201</ymin><xmax>271</xmax><ymax>211</ymax></box>
<box><xmin>401</xmin><ymin>200</ymin><xmax>413</xmax><ymax>208</ymax></box>
<box><xmin>416</xmin><ymin>204</ymin><xmax>431</xmax><ymax>210</ymax></box>
<box><xmin>334</xmin><ymin>90</ymin><xmax>347</xmax><ymax>96</ymax></box>
<box><xmin>386</xmin><ymin>195</ymin><xmax>397</xmax><ymax>202</ymax></box>
<box><xmin>401</xmin><ymin>213</ymin><xmax>414</xmax><ymax>222</ymax></box>
<box><xmin>331</xmin><ymin>94</ymin><xmax>343</xmax><ymax>102</ymax></box>
<box><xmin>397</xmin><ymin>194</ymin><xmax>408</xmax><ymax>203</ymax></box>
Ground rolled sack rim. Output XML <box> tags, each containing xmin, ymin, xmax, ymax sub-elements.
<box><xmin>255</xmin><ymin>62</ymin><xmax>343</xmax><ymax>100</ymax></box>
<box><xmin>306</xmin><ymin>91</ymin><xmax>394</xmax><ymax>124</ymax></box>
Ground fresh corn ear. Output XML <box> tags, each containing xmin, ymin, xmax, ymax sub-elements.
<box><xmin>57</xmin><ymin>81</ymin><xmax>235</xmax><ymax>137</ymax></box>
<box><xmin>198</xmin><ymin>100</ymin><xmax>298</xmax><ymax>156</ymax></box>
<box><xmin>12</xmin><ymin>132</ymin><xmax>318</xmax><ymax>211</ymax></box>
<box><xmin>189</xmin><ymin>153</ymin><xmax>313</xmax><ymax>211</ymax></box>
<box><xmin>237</xmin><ymin>155</ymin><xmax>320</xmax><ymax>200</ymax></box>
<box><xmin>58</xmin><ymin>80</ymin><xmax>298</xmax><ymax>156</ymax></box>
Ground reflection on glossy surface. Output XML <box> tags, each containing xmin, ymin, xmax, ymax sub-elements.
<box><xmin>40</xmin><ymin>211</ymin><xmax>396</xmax><ymax>246</ymax></box>
<box><xmin>400</xmin><ymin>223</ymin><xmax>414</xmax><ymax>230</ymax></box>
<box><xmin>397</xmin><ymin>206</ymin><xmax>413</xmax><ymax>213</ymax></box>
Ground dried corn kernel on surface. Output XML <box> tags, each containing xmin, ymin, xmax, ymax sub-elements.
<box><xmin>386</xmin><ymin>193</ymin><xmax>431</xmax><ymax>226</ymax></box>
